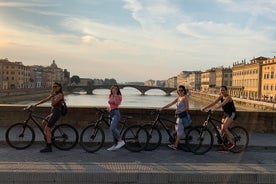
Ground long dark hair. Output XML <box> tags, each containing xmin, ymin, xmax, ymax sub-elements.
<box><xmin>178</xmin><ymin>85</ymin><xmax>187</xmax><ymax>95</ymax></box>
<box><xmin>221</xmin><ymin>85</ymin><xmax>228</xmax><ymax>91</ymax></box>
<box><xmin>54</xmin><ymin>82</ymin><xmax>63</xmax><ymax>94</ymax></box>
<box><xmin>109</xmin><ymin>84</ymin><xmax>121</xmax><ymax>97</ymax></box>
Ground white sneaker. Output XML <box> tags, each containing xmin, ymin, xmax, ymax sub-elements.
<box><xmin>114</xmin><ymin>141</ymin><xmax>125</xmax><ymax>149</ymax></box>
<box><xmin>107</xmin><ymin>145</ymin><xmax>116</xmax><ymax>151</ymax></box>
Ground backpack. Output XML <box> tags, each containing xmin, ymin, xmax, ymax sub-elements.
<box><xmin>61</xmin><ymin>101</ymin><xmax>68</xmax><ymax>116</ymax></box>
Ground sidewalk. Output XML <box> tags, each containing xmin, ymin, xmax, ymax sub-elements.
<box><xmin>0</xmin><ymin>125</ymin><xmax>276</xmax><ymax>183</ymax></box>
<box><xmin>1</xmin><ymin>127</ymin><xmax>276</xmax><ymax>148</ymax></box>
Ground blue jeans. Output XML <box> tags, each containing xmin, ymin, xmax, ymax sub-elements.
<box><xmin>109</xmin><ymin>109</ymin><xmax>121</xmax><ymax>144</ymax></box>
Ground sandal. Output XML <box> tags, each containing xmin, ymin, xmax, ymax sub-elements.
<box><xmin>168</xmin><ymin>144</ymin><xmax>177</xmax><ymax>150</ymax></box>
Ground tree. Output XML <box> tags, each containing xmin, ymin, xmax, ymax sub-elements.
<box><xmin>71</xmin><ymin>75</ymin><xmax>80</xmax><ymax>84</ymax></box>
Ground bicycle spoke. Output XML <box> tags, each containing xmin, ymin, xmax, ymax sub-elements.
<box><xmin>5</xmin><ymin>123</ymin><xmax>35</xmax><ymax>149</ymax></box>
<box><xmin>187</xmin><ymin>126</ymin><xmax>213</xmax><ymax>155</ymax></box>
<box><xmin>229</xmin><ymin>126</ymin><xmax>249</xmax><ymax>153</ymax></box>
<box><xmin>52</xmin><ymin>124</ymin><xmax>79</xmax><ymax>150</ymax></box>
<box><xmin>142</xmin><ymin>124</ymin><xmax>162</xmax><ymax>151</ymax></box>
<box><xmin>123</xmin><ymin>125</ymin><xmax>148</xmax><ymax>152</ymax></box>
<box><xmin>80</xmin><ymin>125</ymin><xmax>105</xmax><ymax>153</ymax></box>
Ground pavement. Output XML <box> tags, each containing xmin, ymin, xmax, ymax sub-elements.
<box><xmin>0</xmin><ymin>127</ymin><xmax>275</xmax><ymax>184</ymax></box>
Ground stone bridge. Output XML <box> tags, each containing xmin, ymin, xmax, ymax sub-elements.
<box><xmin>67</xmin><ymin>84</ymin><xmax>176</xmax><ymax>96</ymax></box>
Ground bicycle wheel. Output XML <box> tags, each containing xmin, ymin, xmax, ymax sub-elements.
<box><xmin>228</xmin><ymin>126</ymin><xmax>249</xmax><ymax>153</ymax></box>
<box><xmin>142</xmin><ymin>124</ymin><xmax>162</xmax><ymax>151</ymax></box>
<box><xmin>52</xmin><ymin>124</ymin><xmax>79</xmax><ymax>151</ymax></box>
<box><xmin>187</xmin><ymin>126</ymin><xmax>214</xmax><ymax>155</ymax></box>
<box><xmin>178</xmin><ymin>126</ymin><xmax>193</xmax><ymax>152</ymax></box>
<box><xmin>122</xmin><ymin>125</ymin><xmax>149</xmax><ymax>152</ymax></box>
<box><xmin>5</xmin><ymin>123</ymin><xmax>35</xmax><ymax>150</ymax></box>
<box><xmin>79</xmin><ymin>125</ymin><xmax>105</xmax><ymax>153</ymax></box>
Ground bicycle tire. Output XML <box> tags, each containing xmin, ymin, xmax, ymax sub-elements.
<box><xmin>142</xmin><ymin>124</ymin><xmax>162</xmax><ymax>151</ymax></box>
<box><xmin>79</xmin><ymin>124</ymin><xmax>105</xmax><ymax>153</ymax></box>
<box><xmin>5</xmin><ymin>123</ymin><xmax>35</xmax><ymax>150</ymax></box>
<box><xmin>178</xmin><ymin>126</ymin><xmax>193</xmax><ymax>152</ymax></box>
<box><xmin>228</xmin><ymin>126</ymin><xmax>249</xmax><ymax>153</ymax></box>
<box><xmin>52</xmin><ymin>124</ymin><xmax>79</xmax><ymax>151</ymax></box>
<box><xmin>187</xmin><ymin>125</ymin><xmax>214</xmax><ymax>155</ymax></box>
<box><xmin>122</xmin><ymin>125</ymin><xmax>149</xmax><ymax>152</ymax></box>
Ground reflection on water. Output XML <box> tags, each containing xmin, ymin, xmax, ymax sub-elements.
<box><xmin>64</xmin><ymin>88</ymin><xmax>201</xmax><ymax>109</ymax></box>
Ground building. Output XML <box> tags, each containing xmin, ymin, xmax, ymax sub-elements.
<box><xmin>165</xmin><ymin>76</ymin><xmax>177</xmax><ymax>88</ymax></box>
<box><xmin>177</xmin><ymin>71</ymin><xmax>191</xmax><ymax>87</ymax></box>
<box><xmin>232</xmin><ymin>57</ymin><xmax>267</xmax><ymax>99</ymax></box>
<box><xmin>200</xmin><ymin>69</ymin><xmax>216</xmax><ymax>92</ymax></box>
<box><xmin>261</xmin><ymin>56</ymin><xmax>276</xmax><ymax>101</ymax></box>
<box><xmin>30</xmin><ymin>65</ymin><xmax>43</xmax><ymax>88</ymax></box>
<box><xmin>0</xmin><ymin>58</ymin><xmax>67</xmax><ymax>90</ymax></box>
<box><xmin>215</xmin><ymin>67</ymin><xmax>232</xmax><ymax>87</ymax></box>
<box><xmin>0</xmin><ymin>59</ymin><xmax>30</xmax><ymax>89</ymax></box>
<box><xmin>144</xmin><ymin>79</ymin><xmax>155</xmax><ymax>86</ymax></box>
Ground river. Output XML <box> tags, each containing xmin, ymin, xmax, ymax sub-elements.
<box><xmin>14</xmin><ymin>88</ymin><xmax>202</xmax><ymax>109</ymax></box>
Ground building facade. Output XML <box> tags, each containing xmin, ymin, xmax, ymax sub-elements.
<box><xmin>0</xmin><ymin>59</ymin><xmax>30</xmax><ymax>89</ymax></box>
<box><xmin>200</xmin><ymin>69</ymin><xmax>216</xmax><ymax>92</ymax></box>
<box><xmin>215</xmin><ymin>67</ymin><xmax>232</xmax><ymax>87</ymax></box>
<box><xmin>232</xmin><ymin>57</ymin><xmax>266</xmax><ymax>99</ymax></box>
<box><xmin>261</xmin><ymin>56</ymin><xmax>276</xmax><ymax>101</ymax></box>
<box><xmin>0</xmin><ymin>59</ymin><xmax>67</xmax><ymax>90</ymax></box>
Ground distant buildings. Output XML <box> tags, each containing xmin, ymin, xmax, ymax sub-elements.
<box><xmin>0</xmin><ymin>58</ymin><xmax>69</xmax><ymax>90</ymax></box>
<box><xmin>145</xmin><ymin>56</ymin><xmax>276</xmax><ymax>101</ymax></box>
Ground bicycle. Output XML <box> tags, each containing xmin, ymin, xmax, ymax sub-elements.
<box><xmin>79</xmin><ymin>108</ymin><xmax>149</xmax><ymax>153</ymax></box>
<box><xmin>5</xmin><ymin>105</ymin><xmax>79</xmax><ymax>150</ymax></box>
<box><xmin>142</xmin><ymin>110</ymin><xmax>193</xmax><ymax>151</ymax></box>
<box><xmin>188</xmin><ymin>110</ymin><xmax>249</xmax><ymax>155</ymax></box>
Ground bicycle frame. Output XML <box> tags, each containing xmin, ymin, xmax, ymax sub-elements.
<box><xmin>23</xmin><ymin>108</ymin><xmax>48</xmax><ymax>139</ymax></box>
<box><xmin>93</xmin><ymin>109</ymin><xmax>128</xmax><ymax>135</ymax></box>
<box><xmin>149</xmin><ymin>110</ymin><xmax>183</xmax><ymax>141</ymax></box>
<box><xmin>203</xmin><ymin>112</ymin><xmax>228</xmax><ymax>145</ymax></box>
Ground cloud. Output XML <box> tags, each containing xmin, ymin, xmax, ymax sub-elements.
<box><xmin>216</xmin><ymin>0</ymin><xmax>276</xmax><ymax>19</ymax></box>
<box><xmin>1</xmin><ymin>0</ymin><xmax>276</xmax><ymax>82</ymax></box>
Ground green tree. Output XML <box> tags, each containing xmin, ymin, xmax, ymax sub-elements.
<box><xmin>71</xmin><ymin>75</ymin><xmax>80</xmax><ymax>84</ymax></box>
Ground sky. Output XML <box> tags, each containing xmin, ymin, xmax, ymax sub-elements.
<box><xmin>1</xmin><ymin>0</ymin><xmax>276</xmax><ymax>83</ymax></box>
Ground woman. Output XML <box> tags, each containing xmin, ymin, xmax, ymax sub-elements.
<box><xmin>106</xmin><ymin>85</ymin><xmax>125</xmax><ymax>151</ymax></box>
<box><xmin>34</xmin><ymin>82</ymin><xmax>64</xmax><ymax>153</ymax></box>
<box><xmin>202</xmin><ymin>86</ymin><xmax>236</xmax><ymax>151</ymax></box>
<box><xmin>160</xmin><ymin>85</ymin><xmax>191</xmax><ymax>150</ymax></box>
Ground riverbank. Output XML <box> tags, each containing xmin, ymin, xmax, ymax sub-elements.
<box><xmin>0</xmin><ymin>91</ymin><xmax>50</xmax><ymax>104</ymax></box>
<box><xmin>189</xmin><ymin>91</ymin><xmax>276</xmax><ymax>111</ymax></box>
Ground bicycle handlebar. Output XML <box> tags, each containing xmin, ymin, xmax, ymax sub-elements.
<box><xmin>23</xmin><ymin>105</ymin><xmax>34</xmax><ymax>112</ymax></box>
<box><xmin>94</xmin><ymin>107</ymin><xmax>108</xmax><ymax>114</ymax></box>
<box><xmin>150</xmin><ymin>109</ymin><xmax>160</xmax><ymax>115</ymax></box>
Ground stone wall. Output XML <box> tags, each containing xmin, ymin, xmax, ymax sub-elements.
<box><xmin>0</xmin><ymin>105</ymin><xmax>275</xmax><ymax>133</ymax></box>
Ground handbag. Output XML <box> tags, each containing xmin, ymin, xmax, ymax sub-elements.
<box><xmin>178</xmin><ymin>111</ymin><xmax>187</xmax><ymax>118</ymax></box>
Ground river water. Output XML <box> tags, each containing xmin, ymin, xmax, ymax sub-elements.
<box><xmin>66</xmin><ymin>88</ymin><xmax>202</xmax><ymax>109</ymax></box>
<box><xmin>17</xmin><ymin>88</ymin><xmax>202</xmax><ymax>109</ymax></box>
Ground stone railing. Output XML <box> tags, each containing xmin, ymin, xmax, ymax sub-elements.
<box><xmin>0</xmin><ymin>105</ymin><xmax>275</xmax><ymax>133</ymax></box>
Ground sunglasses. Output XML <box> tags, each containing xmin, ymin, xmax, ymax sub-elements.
<box><xmin>52</xmin><ymin>86</ymin><xmax>58</xmax><ymax>88</ymax></box>
<box><xmin>178</xmin><ymin>89</ymin><xmax>184</xmax><ymax>92</ymax></box>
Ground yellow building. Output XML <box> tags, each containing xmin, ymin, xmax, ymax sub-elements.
<box><xmin>200</xmin><ymin>69</ymin><xmax>215</xmax><ymax>92</ymax></box>
<box><xmin>261</xmin><ymin>56</ymin><xmax>276</xmax><ymax>101</ymax></box>
<box><xmin>232</xmin><ymin>57</ymin><xmax>267</xmax><ymax>99</ymax></box>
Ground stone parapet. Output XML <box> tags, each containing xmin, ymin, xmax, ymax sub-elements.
<box><xmin>0</xmin><ymin>105</ymin><xmax>275</xmax><ymax>133</ymax></box>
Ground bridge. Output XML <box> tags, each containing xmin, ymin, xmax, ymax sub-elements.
<box><xmin>67</xmin><ymin>84</ymin><xmax>176</xmax><ymax>96</ymax></box>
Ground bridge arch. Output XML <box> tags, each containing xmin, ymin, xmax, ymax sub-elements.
<box><xmin>67</xmin><ymin>85</ymin><xmax>176</xmax><ymax>96</ymax></box>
